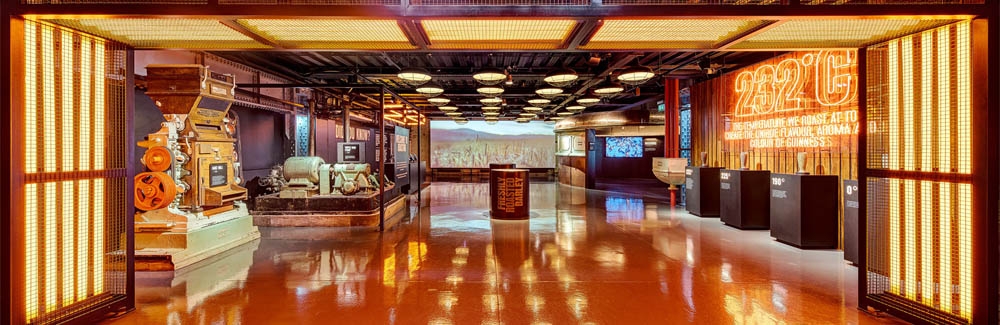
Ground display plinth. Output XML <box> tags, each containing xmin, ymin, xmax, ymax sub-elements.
<box><xmin>769</xmin><ymin>173</ymin><xmax>839</xmax><ymax>249</ymax></box>
<box><xmin>252</xmin><ymin>191</ymin><xmax>409</xmax><ymax>229</ymax></box>
<box><xmin>843</xmin><ymin>180</ymin><xmax>860</xmax><ymax>264</ymax></box>
<box><xmin>490</xmin><ymin>169</ymin><xmax>530</xmax><ymax>220</ymax></box>
<box><xmin>135</xmin><ymin>202</ymin><xmax>260</xmax><ymax>271</ymax></box>
<box><xmin>685</xmin><ymin>167</ymin><xmax>722</xmax><ymax>217</ymax></box>
<box><xmin>720</xmin><ymin>169</ymin><xmax>771</xmax><ymax>229</ymax></box>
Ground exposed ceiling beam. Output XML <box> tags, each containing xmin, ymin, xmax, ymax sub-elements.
<box><xmin>218</xmin><ymin>19</ymin><xmax>282</xmax><ymax>49</ymax></box>
<box><xmin>563</xmin><ymin>19</ymin><xmax>601</xmax><ymax>50</ymax></box>
<box><xmin>554</xmin><ymin>52</ymin><xmax>642</xmax><ymax>109</ymax></box>
<box><xmin>714</xmin><ymin>20</ymin><xmax>786</xmax><ymax>50</ymax></box>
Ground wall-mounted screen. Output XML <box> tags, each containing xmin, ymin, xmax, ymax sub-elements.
<box><xmin>431</xmin><ymin>120</ymin><xmax>555</xmax><ymax>168</ymax></box>
<box><xmin>605</xmin><ymin>137</ymin><xmax>643</xmax><ymax>158</ymax></box>
<box><xmin>338</xmin><ymin>142</ymin><xmax>365</xmax><ymax>163</ymax></box>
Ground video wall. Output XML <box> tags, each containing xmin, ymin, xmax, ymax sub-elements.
<box><xmin>431</xmin><ymin>120</ymin><xmax>555</xmax><ymax>168</ymax></box>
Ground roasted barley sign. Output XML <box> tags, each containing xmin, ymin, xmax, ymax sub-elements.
<box><xmin>723</xmin><ymin>50</ymin><xmax>859</xmax><ymax>149</ymax></box>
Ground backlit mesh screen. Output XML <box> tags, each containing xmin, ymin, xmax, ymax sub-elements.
<box><xmin>19</xmin><ymin>20</ymin><xmax>130</xmax><ymax>325</ymax></box>
<box><xmin>864</xmin><ymin>21</ymin><xmax>973</xmax><ymax>322</ymax></box>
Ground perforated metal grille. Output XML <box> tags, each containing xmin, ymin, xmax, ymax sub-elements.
<box><xmin>412</xmin><ymin>0</ymin><xmax>588</xmax><ymax>4</ymax></box>
<box><xmin>46</xmin><ymin>19</ymin><xmax>270</xmax><ymax>49</ymax></box>
<box><xmin>422</xmin><ymin>19</ymin><xmax>577</xmax><ymax>50</ymax></box>
<box><xmin>604</xmin><ymin>0</ymin><xmax>778</xmax><ymax>4</ymax></box>
<box><xmin>236</xmin><ymin>19</ymin><xmax>415</xmax><ymax>49</ymax></box>
<box><xmin>220</xmin><ymin>0</ymin><xmax>400</xmax><ymax>4</ymax></box>
<box><xmin>19</xmin><ymin>20</ymin><xmax>130</xmax><ymax>325</ymax></box>
<box><xmin>581</xmin><ymin>19</ymin><xmax>767</xmax><ymax>49</ymax></box>
<box><xmin>865</xmin><ymin>21</ymin><xmax>974</xmax><ymax>322</ymax></box>
<box><xmin>23</xmin><ymin>0</ymin><xmax>203</xmax><ymax>3</ymax></box>
<box><xmin>732</xmin><ymin>19</ymin><xmax>958</xmax><ymax>49</ymax></box>
<box><xmin>804</xmin><ymin>0</ymin><xmax>982</xmax><ymax>4</ymax></box>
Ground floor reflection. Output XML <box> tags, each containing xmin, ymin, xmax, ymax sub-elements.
<box><xmin>108</xmin><ymin>182</ymin><xmax>903</xmax><ymax>324</ymax></box>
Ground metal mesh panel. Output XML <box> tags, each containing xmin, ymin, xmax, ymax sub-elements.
<box><xmin>864</xmin><ymin>21</ymin><xmax>974</xmax><ymax>323</ymax></box>
<box><xmin>804</xmin><ymin>0</ymin><xmax>983</xmax><ymax>4</ymax></box>
<box><xmin>46</xmin><ymin>19</ymin><xmax>270</xmax><ymax>49</ymax></box>
<box><xmin>580</xmin><ymin>19</ymin><xmax>767</xmax><ymax>50</ymax></box>
<box><xmin>603</xmin><ymin>0</ymin><xmax>779</xmax><ymax>4</ymax></box>
<box><xmin>731</xmin><ymin>19</ymin><xmax>958</xmax><ymax>49</ymax></box>
<box><xmin>19</xmin><ymin>20</ymin><xmax>130</xmax><ymax>325</ymax></box>
<box><xmin>220</xmin><ymin>0</ymin><xmax>400</xmax><ymax>4</ymax></box>
<box><xmin>412</xmin><ymin>0</ymin><xmax>588</xmax><ymax>4</ymax></box>
<box><xmin>23</xmin><ymin>0</ymin><xmax>203</xmax><ymax>3</ymax></box>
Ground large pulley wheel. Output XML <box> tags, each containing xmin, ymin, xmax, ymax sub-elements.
<box><xmin>142</xmin><ymin>146</ymin><xmax>173</xmax><ymax>172</ymax></box>
<box><xmin>134</xmin><ymin>172</ymin><xmax>177</xmax><ymax>211</ymax></box>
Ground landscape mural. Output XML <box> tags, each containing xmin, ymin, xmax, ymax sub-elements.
<box><xmin>431</xmin><ymin>120</ymin><xmax>555</xmax><ymax>168</ymax></box>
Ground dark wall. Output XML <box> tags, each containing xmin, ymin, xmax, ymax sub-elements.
<box><xmin>315</xmin><ymin>118</ymin><xmax>378</xmax><ymax>164</ymax></box>
<box><xmin>594</xmin><ymin>136</ymin><xmax>664</xmax><ymax>179</ymax></box>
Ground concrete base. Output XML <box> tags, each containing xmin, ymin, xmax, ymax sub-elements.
<box><xmin>135</xmin><ymin>205</ymin><xmax>260</xmax><ymax>271</ymax></box>
<box><xmin>252</xmin><ymin>195</ymin><xmax>409</xmax><ymax>229</ymax></box>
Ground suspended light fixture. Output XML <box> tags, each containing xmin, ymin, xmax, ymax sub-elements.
<box><xmin>438</xmin><ymin>105</ymin><xmax>459</xmax><ymax>112</ymax></box>
<box><xmin>519</xmin><ymin>113</ymin><xmax>537</xmax><ymax>118</ymax></box>
<box><xmin>427</xmin><ymin>96</ymin><xmax>450</xmax><ymax>106</ymax></box>
<box><xmin>416</xmin><ymin>81</ymin><xmax>445</xmax><ymax>97</ymax></box>
<box><xmin>481</xmin><ymin>106</ymin><xmax>501</xmax><ymax>112</ymax></box>
<box><xmin>480</xmin><ymin>97</ymin><xmax>502</xmax><ymax>105</ymax></box>
<box><xmin>535</xmin><ymin>86</ymin><xmax>564</xmax><ymax>99</ymax></box>
<box><xmin>527</xmin><ymin>97</ymin><xmax>551</xmax><ymax>106</ymax></box>
<box><xmin>455</xmin><ymin>119</ymin><xmax>469</xmax><ymax>125</ymax></box>
<box><xmin>516</xmin><ymin>118</ymin><xmax>530</xmax><ymax>123</ymax></box>
<box><xmin>523</xmin><ymin>106</ymin><xmax>543</xmax><ymax>112</ymax></box>
<box><xmin>476</xmin><ymin>85</ymin><xmax>505</xmax><ymax>96</ymax></box>
<box><xmin>565</xmin><ymin>105</ymin><xmax>586</xmax><ymax>112</ymax></box>
<box><xmin>557</xmin><ymin>111</ymin><xmax>575</xmax><ymax>116</ymax></box>
<box><xmin>543</xmin><ymin>68</ymin><xmax>578</xmax><ymax>87</ymax></box>
<box><xmin>575</xmin><ymin>96</ymin><xmax>600</xmax><ymax>107</ymax></box>
<box><xmin>397</xmin><ymin>67</ymin><xmax>432</xmax><ymax>86</ymax></box>
<box><xmin>593</xmin><ymin>81</ymin><xmax>624</xmax><ymax>96</ymax></box>
<box><xmin>550</xmin><ymin>116</ymin><xmax>564</xmax><ymax>121</ymax></box>
<box><xmin>544</xmin><ymin>119</ymin><xmax>556</xmax><ymax>125</ymax></box>
<box><xmin>483</xmin><ymin>112</ymin><xmax>500</xmax><ymax>117</ymax></box>
<box><xmin>485</xmin><ymin>119</ymin><xmax>499</xmax><ymax>125</ymax></box>
<box><xmin>617</xmin><ymin>65</ymin><xmax>655</xmax><ymax>86</ymax></box>
<box><xmin>473</xmin><ymin>67</ymin><xmax>507</xmax><ymax>85</ymax></box>
<box><xmin>445</xmin><ymin>112</ymin><xmax>463</xmax><ymax>117</ymax></box>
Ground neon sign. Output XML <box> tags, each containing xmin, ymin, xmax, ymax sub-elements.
<box><xmin>724</xmin><ymin>50</ymin><xmax>859</xmax><ymax>149</ymax></box>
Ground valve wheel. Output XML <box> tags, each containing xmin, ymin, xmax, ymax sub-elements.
<box><xmin>143</xmin><ymin>146</ymin><xmax>173</xmax><ymax>172</ymax></box>
<box><xmin>134</xmin><ymin>172</ymin><xmax>177</xmax><ymax>211</ymax></box>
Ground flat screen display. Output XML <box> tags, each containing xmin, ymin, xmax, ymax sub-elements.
<box><xmin>431</xmin><ymin>120</ymin><xmax>555</xmax><ymax>168</ymax></box>
<box><xmin>339</xmin><ymin>142</ymin><xmax>365</xmax><ymax>163</ymax></box>
<box><xmin>605</xmin><ymin>137</ymin><xmax>643</xmax><ymax>158</ymax></box>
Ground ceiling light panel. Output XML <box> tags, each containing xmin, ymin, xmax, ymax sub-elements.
<box><xmin>582</xmin><ymin>19</ymin><xmax>766</xmax><ymax>49</ymax></box>
<box><xmin>237</xmin><ymin>19</ymin><xmax>416</xmax><ymax>49</ymax></box>
<box><xmin>422</xmin><ymin>19</ymin><xmax>577</xmax><ymax>50</ymax></box>
<box><xmin>47</xmin><ymin>19</ymin><xmax>269</xmax><ymax>49</ymax></box>
<box><xmin>731</xmin><ymin>18</ymin><xmax>959</xmax><ymax>49</ymax></box>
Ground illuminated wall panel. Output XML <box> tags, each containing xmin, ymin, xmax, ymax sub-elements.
<box><xmin>864</xmin><ymin>21</ymin><xmax>977</xmax><ymax>323</ymax></box>
<box><xmin>15</xmin><ymin>20</ymin><xmax>130</xmax><ymax>325</ymax></box>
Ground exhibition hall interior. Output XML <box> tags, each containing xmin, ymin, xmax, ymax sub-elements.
<box><xmin>2</xmin><ymin>1</ymin><xmax>999</xmax><ymax>324</ymax></box>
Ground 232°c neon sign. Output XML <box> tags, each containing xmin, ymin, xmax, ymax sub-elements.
<box><xmin>733</xmin><ymin>50</ymin><xmax>858</xmax><ymax>117</ymax></box>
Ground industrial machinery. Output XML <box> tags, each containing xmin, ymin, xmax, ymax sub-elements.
<box><xmin>652</xmin><ymin>157</ymin><xmax>689</xmax><ymax>207</ymax></box>
<box><xmin>134</xmin><ymin>64</ymin><xmax>260</xmax><ymax>270</ymax></box>
<box><xmin>278</xmin><ymin>156</ymin><xmax>390</xmax><ymax>198</ymax></box>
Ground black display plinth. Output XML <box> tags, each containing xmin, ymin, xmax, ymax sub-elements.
<box><xmin>685</xmin><ymin>167</ymin><xmax>722</xmax><ymax>217</ymax></box>
<box><xmin>843</xmin><ymin>180</ymin><xmax>860</xmax><ymax>264</ymax></box>
<box><xmin>769</xmin><ymin>173</ymin><xmax>839</xmax><ymax>249</ymax></box>
<box><xmin>720</xmin><ymin>169</ymin><xmax>771</xmax><ymax>229</ymax></box>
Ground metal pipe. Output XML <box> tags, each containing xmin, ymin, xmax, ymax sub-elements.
<box><xmin>378</xmin><ymin>87</ymin><xmax>385</xmax><ymax>232</ymax></box>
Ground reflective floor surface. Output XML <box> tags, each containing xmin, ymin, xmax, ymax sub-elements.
<box><xmin>106</xmin><ymin>182</ymin><xmax>904</xmax><ymax>324</ymax></box>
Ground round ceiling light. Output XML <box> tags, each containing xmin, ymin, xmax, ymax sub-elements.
<box><xmin>480</xmin><ymin>97</ymin><xmax>502</xmax><ymax>105</ymax></box>
<box><xmin>427</xmin><ymin>96</ymin><xmax>450</xmax><ymax>106</ymax></box>
<box><xmin>617</xmin><ymin>66</ymin><xmax>655</xmax><ymax>86</ymax></box>
<box><xmin>527</xmin><ymin>97</ymin><xmax>551</xmax><ymax>106</ymax></box>
<box><xmin>565</xmin><ymin>105</ymin><xmax>586</xmax><ymax>112</ymax></box>
<box><xmin>536</xmin><ymin>86</ymin><xmax>564</xmax><ymax>99</ymax></box>
<box><xmin>576</xmin><ymin>96</ymin><xmax>600</xmax><ymax>107</ymax></box>
<box><xmin>481</xmin><ymin>106</ymin><xmax>501</xmax><ymax>111</ymax></box>
<box><xmin>483</xmin><ymin>112</ymin><xmax>500</xmax><ymax>117</ymax></box>
<box><xmin>477</xmin><ymin>85</ymin><xmax>505</xmax><ymax>96</ymax></box>
<box><xmin>455</xmin><ymin>119</ymin><xmax>469</xmax><ymax>125</ymax></box>
<box><xmin>557</xmin><ymin>111</ymin><xmax>575</xmax><ymax>116</ymax></box>
<box><xmin>516</xmin><ymin>118</ymin><xmax>530</xmax><ymax>123</ymax></box>
<box><xmin>523</xmin><ymin>106</ymin><xmax>543</xmax><ymax>112</ymax></box>
<box><xmin>397</xmin><ymin>67</ymin><xmax>432</xmax><ymax>86</ymax></box>
<box><xmin>473</xmin><ymin>67</ymin><xmax>506</xmax><ymax>85</ymax></box>
<box><xmin>550</xmin><ymin>116</ymin><xmax>564</xmax><ymax>121</ymax></box>
<box><xmin>438</xmin><ymin>105</ymin><xmax>459</xmax><ymax>112</ymax></box>
<box><xmin>519</xmin><ymin>113</ymin><xmax>537</xmax><ymax>118</ymax></box>
<box><xmin>485</xmin><ymin>119</ymin><xmax>499</xmax><ymax>125</ymax></box>
<box><xmin>445</xmin><ymin>112</ymin><xmax>463</xmax><ymax>117</ymax></box>
<box><xmin>416</xmin><ymin>82</ymin><xmax>445</xmax><ymax>97</ymax></box>
<box><xmin>543</xmin><ymin>68</ymin><xmax>578</xmax><ymax>87</ymax></box>
<box><xmin>593</xmin><ymin>82</ymin><xmax>625</xmax><ymax>96</ymax></box>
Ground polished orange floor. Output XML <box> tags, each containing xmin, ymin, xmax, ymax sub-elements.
<box><xmin>106</xmin><ymin>182</ymin><xmax>903</xmax><ymax>324</ymax></box>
